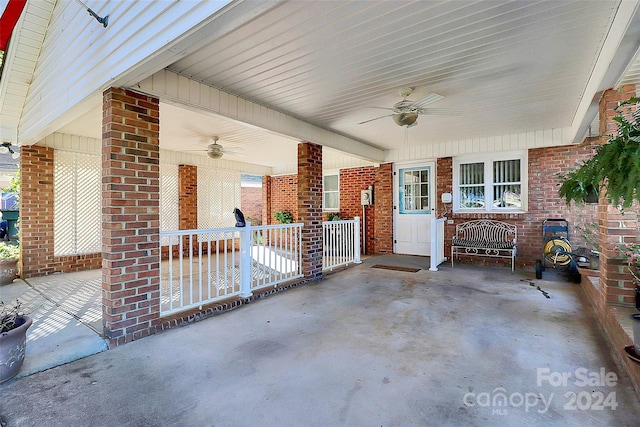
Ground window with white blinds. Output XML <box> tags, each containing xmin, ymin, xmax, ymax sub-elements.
<box><xmin>323</xmin><ymin>174</ymin><xmax>339</xmax><ymax>211</ymax></box>
<box><xmin>453</xmin><ymin>151</ymin><xmax>527</xmax><ymax>213</ymax></box>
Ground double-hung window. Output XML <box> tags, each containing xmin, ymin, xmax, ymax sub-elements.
<box><xmin>323</xmin><ymin>174</ymin><xmax>339</xmax><ymax>211</ymax></box>
<box><xmin>453</xmin><ymin>151</ymin><xmax>527</xmax><ymax>213</ymax></box>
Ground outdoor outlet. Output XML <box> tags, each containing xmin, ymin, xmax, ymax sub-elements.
<box><xmin>447</xmin><ymin>220</ymin><xmax>454</xmax><ymax>225</ymax></box>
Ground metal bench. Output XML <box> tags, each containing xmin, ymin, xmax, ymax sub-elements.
<box><xmin>451</xmin><ymin>219</ymin><xmax>517</xmax><ymax>271</ymax></box>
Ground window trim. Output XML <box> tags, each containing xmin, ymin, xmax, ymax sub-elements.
<box><xmin>453</xmin><ymin>150</ymin><xmax>528</xmax><ymax>213</ymax></box>
<box><xmin>323</xmin><ymin>172</ymin><xmax>340</xmax><ymax>212</ymax></box>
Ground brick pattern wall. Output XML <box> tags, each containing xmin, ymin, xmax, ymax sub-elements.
<box><xmin>102</xmin><ymin>87</ymin><xmax>161</xmax><ymax>347</ymax></box>
<box><xmin>179</xmin><ymin>165</ymin><xmax>197</xmax><ymax>230</ymax></box>
<box><xmin>439</xmin><ymin>138</ymin><xmax>601</xmax><ymax>269</ymax></box>
<box><xmin>262</xmin><ymin>176</ymin><xmax>272</xmax><ymax>225</ymax></box>
<box><xmin>597</xmin><ymin>86</ymin><xmax>640</xmax><ymax>308</ymax></box>
<box><xmin>298</xmin><ymin>142</ymin><xmax>323</xmax><ymax>279</ymax></box>
<box><xmin>374</xmin><ymin>163</ymin><xmax>393</xmax><ymax>254</ymax></box>
<box><xmin>241</xmin><ymin>186</ymin><xmax>262</xmax><ymax>225</ymax></box>
<box><xmin>270</xmin><ymin>175</ymin><xmax>298</xmax><ymax>223</ymax></box>
<box><xmin>339</xmin><ymin>166</ymin><xmax>376</xmax><ymax>254</ymax></box>
<box><xmin>20</xmin><ymin>145</ymin><xmax>102</xmax><ymax>278</ymax></box>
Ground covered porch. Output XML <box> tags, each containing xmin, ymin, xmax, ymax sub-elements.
<box><xmin>2</xmin><ymin>259</ymin><xmax>640</xmax><ymax>424</ymax></box>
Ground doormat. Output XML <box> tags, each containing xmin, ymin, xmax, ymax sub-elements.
<box><xmin>371</xmin><ymin>264</ymin><xmax>420</xmax><ymax>273</ymax></box>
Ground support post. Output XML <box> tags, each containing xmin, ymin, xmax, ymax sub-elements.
<box><xmin>239</xmin><ymin>221</ymin><xmax>253</xmax><ymax>298</ymax></box>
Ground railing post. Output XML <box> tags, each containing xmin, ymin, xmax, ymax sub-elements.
<box><xmin>354</xmin><ymin>216</ymin><xmax>361</xmax><ymax>263</ymax></box>
<box><xmin>239</xmin><ymin>221</ymin><xmax>253</xmax><ymax>298</ymax></box>
<box><xmin>430</xmin><ymin>217</ymin><xmax>446</xmax><ymax>271</ymax></box>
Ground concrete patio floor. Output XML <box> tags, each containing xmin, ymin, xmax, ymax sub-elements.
<box><xmin>1</xmin><ymin>258</ymin><xmax>640</xmax><ymax>426</ymax></box>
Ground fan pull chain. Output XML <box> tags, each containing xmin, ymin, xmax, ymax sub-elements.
<box><xmin>404</xmin><ymin>126</ymin><xmax>409</xmax><ymax>144</ymax></box>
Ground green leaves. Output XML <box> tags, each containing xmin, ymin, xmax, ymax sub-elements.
<box><xmin>558</xmin><ymin>97</ymin><xmax>640</xmax><ymax>209</ymax></box>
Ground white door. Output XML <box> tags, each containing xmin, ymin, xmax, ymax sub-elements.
<box><xmin>393</xmin><ymin>162</ymin><xmax>435</xmax><ymax>255</ymax></box>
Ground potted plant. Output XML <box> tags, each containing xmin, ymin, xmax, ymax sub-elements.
<box><xmin>0</xmin><ymin>241</ymin><xmax>19</xmax><ymax>285</ymax></box>
<box><xmin>0</xmin><ymin>299</ymin><xmax>32</xmax><ymax>382</ymax></box>
<box><xmin>274</xmin><ymin>210</ymin><xmax>293</xmax><ymax>224</ymax></box>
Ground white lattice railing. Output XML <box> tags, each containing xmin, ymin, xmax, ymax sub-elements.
<box><xmin>159</xmin><ymin>223</ymin><xmax>303</xmax><ymax>316</ymax></box>
<box><xmin>322</xmin><ymin>217</ymin><xmax>361</xmax><ymax>271</ymax></box>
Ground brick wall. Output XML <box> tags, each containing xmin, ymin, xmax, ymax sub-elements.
<box><xmin>597</xmin><ymin>86</ymin><xmax>640</xmax><ymax>308</ymax></box>
<box><xmin>102</xmin><ymin>87</ymin><xmax>160</xmax><ymax>347</ymax></box>
<box><xmin>440</xmin><ymin>139</ymin><xmax>600</xmax><ymax>269</ymax></box>
<box><xmin>262</xmin><ymin>176</ymin><xmax>271</xmax><ymax>225</ymax></box>
<box><xmin>374</xmin><ymin>163</ymin><xmax>394</xmax><ymax>254</ymax></box>
<box><xmin>298</xmin><ymin>142</ymin><xmax>323</xmax><ymax>279</ymax></box>
<box><xmin>179</xmin><ymin>164</ymin><xmax>197</xmax><ymax>230</ymax></box>
<box><xmin>19</xmin><ymin>145</ymin><xmax>102</xmax><ymax>278</ymax></box>
<box><xmin>339</xmin><ymin>166</ymin><xmax>376</xmax><ymax>254</ymax></box>
<box><xmin>241</xmin><ymin>186</ymin><xmax>262</xmax><ymax>225</ymax></box>
<box><xmin>270</xmin><ymin>174</ymin><xmax>298</xmax><ymax>223</ymax></box>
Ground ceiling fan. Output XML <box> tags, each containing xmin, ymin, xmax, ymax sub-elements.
<box><xmin>359</xmin><ymin>87</ymin><xmax>461</xmax><ymax>128</ymax></box>
<box><xmin>190</xmin><ymin>136</ymin><xmax>245</xmax><ymax>159</ymax></box>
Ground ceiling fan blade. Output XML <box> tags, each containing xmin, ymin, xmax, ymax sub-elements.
<box><xmin>417</xmin><ymin>108</ymin><xmax>463</xmax><ymax>116</ymax></box>
<box><xmin>411</xmin><ymin>93</ymin><xmax>444</xmax><ymax>108</ymax></box>
<box><xmin>366</xmin><ymin>106</ymin><xmax>395</xmax><ymax>111</ymax></box>
<box><xmin>358</xmin><ymin>114</ymin><xmax>394</xmax><ymax>125</ymax></box>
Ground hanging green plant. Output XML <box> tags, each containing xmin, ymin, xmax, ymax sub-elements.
<box><xmin>558</xmin><ymin>97</ymin><xmax>640</xmax><ymax>209</ymax></box>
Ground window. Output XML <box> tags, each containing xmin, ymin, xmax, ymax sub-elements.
<box><xmin>453</xmin><ymin>151</ymin><xmax>527</xmax><ymax>212</ymax></box>
<box><xmin>323</xmin><ymin>174</ymin><xmax>339</xmax><ymax>211</ymax></box>
<box><xmin>399</xmin><ymin>166</ymin><xmax>431</xmax><ymax>213</ymax></box>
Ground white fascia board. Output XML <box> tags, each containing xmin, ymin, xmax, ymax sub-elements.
<box><xmin>570</xmin><ymin>0</ymin><xmax>640</xmax><ymax>144</ymax></box>
<box><xmin>138</xmin><ymin>69</ymin><xmax>385</xmax><ymax>163</ymax></box>
<box><xmin>17</xmin><ymin>0</ymin><xmax>278</xmax><ymax>145</ymax></box>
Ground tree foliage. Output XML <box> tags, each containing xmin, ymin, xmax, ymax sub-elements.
<box><xmin>558</xmin><ymin>97</ymin><xmax>640</xmax><ymax>209</ymax></box>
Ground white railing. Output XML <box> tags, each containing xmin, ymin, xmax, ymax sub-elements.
<box><xmin>160</xmin><ymin>223</ymin><xmax>303</xmax><ymax>316</ymax></box>
<box><xmin>249</xmin><ymin>223</ymin><xmax>303</xmax><ymax>291</ymax></box>
<box><xmin>429</xmin><ymin>217</ymin><xmax>447</xmax><ymax>271</ymax></box>
<box><xmin>322</xmin><ymin>217</ymin><xmax>361</xmax><ymax>271</ymax></box>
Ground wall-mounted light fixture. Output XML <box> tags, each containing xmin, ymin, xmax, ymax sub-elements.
<box><xmin>0</xmin><ymin>142</ymin><xmax>20</xmax><ymax>160</ymax></box>
<box><xmin>74</xmin><ymin>0</ymin><xmax>109</xmax><ymax>27</ymax></box>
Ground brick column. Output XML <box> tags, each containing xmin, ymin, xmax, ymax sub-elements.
<box><xmin>598</xmin><ymin>85</ymin><xmax>640</xmax><ymax>309</ymax></box>
<box><xmin>19</xmin><ymin>145</ymin><xmax>56</xmax><ymax>278</ymax></box>
<box><xmin>297</xmin><ymin>142</ymin><xmax>323</xmax><ymax>279</ymax></box>
<box><xmin>262</xmin><ymin>175</ymin><xmax>272</xmax><ymax>225</ymax></box>
<box><xmin>179</xmin><ymin>165</ymin><xmax>198</xmax><ymax>230</ymax></box>
<box><xmin>374</xmin><ymin>163</ymin><xmax>393</xmax><ymax>254</ymax></box>
<box><xmin>102</xmin><ymin>87</ymin><xmax>161</xmax><ymax>346</ymax></box>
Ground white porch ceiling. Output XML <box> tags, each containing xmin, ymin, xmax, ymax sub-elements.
<box><xmin>48</xmin><ymin>0</ymin><xmax>640</xmax><ymax>171</ymax></box>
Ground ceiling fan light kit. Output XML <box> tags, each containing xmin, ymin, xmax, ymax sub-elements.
<box><xmin>207</xmin><ymin>150</ymin><xmax>224</xmax><ymax>159</ymax></box>
<box><xmin>393</xmin><ymin>113</ymin><xmax>418</xmax><ymax>127</ymax></box>
<box><xmin>359</xmin><ymin>87</ymin><xmax>460</xmax><ymax>128</ymax></box>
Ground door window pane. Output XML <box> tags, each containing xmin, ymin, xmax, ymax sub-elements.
<box><xmin>400</xmin><ymin>167</ymin><xmax>430</xmax><ymax>213</ymax></box>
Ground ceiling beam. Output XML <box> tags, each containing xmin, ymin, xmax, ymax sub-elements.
<box><xmin>136</xmin><ymin>69</ymin><xmax>385</xmax><ymax>163</ymax></box>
